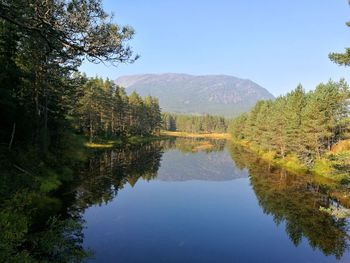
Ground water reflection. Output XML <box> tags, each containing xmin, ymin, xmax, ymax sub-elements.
<box><xmin>0</xmin><ymin>177</ymin><xmax>91</xmax><ymax>262</ymax></box>
<box><xmin>78</xmin><ymin>139</ymin><xmax>350</xmax><ymax>261</ymax></box>
<box><xmin>161</xmin><ymin>137</ymin><xmax>226</xmax><ymax>153</ymax></box>
<box><xmin>74</xmin><ymin>142</ymin><xmax>164</xmax><ymax>210</ymax></box>
<box><xmin>3</xmin><ymin>138</ymin><xmax>350</xmax><ymax>262</ymax></box>
<box><xmin>227</xmin><ymin>142</ymin><xmax>350</xmax><ymax>259</ymax></box>
<box><xmin>157</xmin><ymin>139</ymin><xmax>248</xmax><ymax>181</ymax></box>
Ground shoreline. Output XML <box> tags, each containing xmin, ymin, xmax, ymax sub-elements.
<box><xmin>84</xmin><ymin>132</ymin><xmax>349</xmax><ymax>186</ymax></box>
<box><xmin>230</xmin><ymin>139</ymin><xmax>349</xmax><ymax>184</ymax></box>
<box><xmin>160</xmin><ymin>131</ymin><xmax>231</xmax><ymax>140</ymax></box>
<box><xmin>84</xmin><ymin>135</ymin><xmax>168</xmax><ymax>149</ymax></box>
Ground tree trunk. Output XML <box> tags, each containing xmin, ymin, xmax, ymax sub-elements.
<box><xmin>8</xmin><ymin>122</ymin><xmax>16</xmax><ymax>151</ymax></box>
<box><xmin>89</xmin><ymin>113</ymin><xmax>93</xmax><ymax>143</ymax></box>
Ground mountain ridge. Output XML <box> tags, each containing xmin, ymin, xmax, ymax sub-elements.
<box><xmin>115</xmin><ymin>73</ymin><xmax>274</xmax><ymax>116</ymax></box>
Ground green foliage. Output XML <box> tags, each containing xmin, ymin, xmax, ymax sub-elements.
<box><xmin>0</xmin><ymin>0</ymin><xmax>137</xmax><ymax>154</ymax></box>
<box><xmin>329</xmin><ymin>3</ymin><xmax>350</xmax><ymax>66</ymax></box>
<box><xmin>0</xmin><ymin>189</ymin><xmax>91</xmax><ymax>263</ymax></box>
<box><xmin>39</xmin><ymin>174</ymin><xmax>62</xmax><ymax>193</ymax></box>
<box><xmin>162</xmin><ymin>113</ymin><xmax>228</xmax><ymax>133</ymax></box>
<box><xmin>72</xmin><ymin>78</ymin><xmax>162</xmax><ymax>142</ymax></box>
<box><xmin>230</xmin><ymin>80</ymin><xmax>350</xmax><ymax>176</ymax></box>
<box><xmin>312</xmin><ymin>159</ymin><xmax>334</xmax><ymax>177</ymax></box>
<box><xmin>0</xmin><ymin>1</ymin><xmax>139</xmax><ymax>261</ymax></box>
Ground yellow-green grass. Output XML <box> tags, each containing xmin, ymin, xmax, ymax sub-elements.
<box><xmin>84</xmin><ymin>142</ymin><xmax>115</xmax><ymax>148</ymax></box>
<box><xmin>331</xmin><ymin>139</ymin><xmax>350</xmax><ymax>153</ymax></box>
<box><xmin>84</xmin><ymin>135</ymin><xmax>165</xmax><ymax>149</ymax></box>
<box><xmin>230</xmin><ymin>138</ymin><xmax>349</xmax><ymax>182</ymax></box>
<box><xmin>127</xmin><ymin>135</ymin><xmax>167</xmax><ymax>144</ymax></box>
<box><xmin>84</xmin><ymin>138</ymin><xmax>124</xmax><ymax>148</ymax></box>
<box><xmin>183</xmin><ymin>140</ymin><xmax>216</xmax><ymax>152</ymax></box>
<box><xmin>160</xmin><ymin>131</ymin><xmax>231</xmax><ymax>140</ymax></box>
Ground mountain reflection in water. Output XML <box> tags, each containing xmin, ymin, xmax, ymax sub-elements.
<box><xmin>3</xmin><ymin>138</ymin><xmax>348</xmax><ymax>262</ymax></box>
<box><xmin>78</xmin><ymin>138</ymin><xmax>350</xmax><ymax>262</ymax></box>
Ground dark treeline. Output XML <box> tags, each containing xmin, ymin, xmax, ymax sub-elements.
<box><xmin>0</xmin><ymin>1</ymin><xmax>158</xmax><ymax>262</ymax></box>
<box><xmin>73</xmin><ymin>77</ymin><xmax>161</xmax><ymax>142</ymax></box>
<box><xmin>0</xmin><ymin>0</ymin><xmax>139</xmax><ymax>158</ymax></box>
<box><xmin>162</xmin><ymin>113</ymin><xmax>228</xmax><ymax>133</ymax></box>
<box><xmin>229</xmin><ymin>80</ymin><xmax>350</xmax><ymax>167</ymax></box>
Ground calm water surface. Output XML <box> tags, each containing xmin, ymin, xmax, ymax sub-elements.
<box><xmin>78</xmin><ymin>139</ymin><xmax>350</xmax><ymax>263</ymax></box>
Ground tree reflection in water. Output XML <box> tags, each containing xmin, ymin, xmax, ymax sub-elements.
<box><xmin>72</xmin><ymin>141</ymin><xmax>164</xmax><ymax>210</ymax></box>
<box><xmin>0</xmin><ymin>141</ymin><xmax>164</xmax><ymax>262</ymax></box>
<box><xmin>227</xmin><ymin>142</ymin><xmax>350</xmax><ymax>259</ymax></box>
<box><xmin>2</xmin><ymin>139</ymin><xmax>349</xmax><ymax>261</ymax></box>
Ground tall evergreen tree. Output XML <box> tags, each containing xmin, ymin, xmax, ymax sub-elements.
<box><xmin>230</xmin><ymin>80</ymin><xmax>350</xmax><ymax>165</ymax></box>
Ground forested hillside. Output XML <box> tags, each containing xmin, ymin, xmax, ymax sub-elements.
<box><xmin>229</xmin><ymin>80</ymin><xmax>350</xmax><ymax>178</ymax></box>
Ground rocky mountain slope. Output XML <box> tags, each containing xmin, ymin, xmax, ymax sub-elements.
<box><xmin>115</xmin><ymin>73</ymin><xmax>274</xmax><ymax>116</ymax></box>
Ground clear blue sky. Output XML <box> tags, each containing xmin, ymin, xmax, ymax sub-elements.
<box><xmin>79</xmin><ymin>0</ymin><xmax>350</xmax><ymax>96</ymax></box>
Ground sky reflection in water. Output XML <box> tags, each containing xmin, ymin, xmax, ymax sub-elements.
<box><xmin>82</xmin><ymin>139</ymin><xmax>350</xmax><ymax>263</ymax></box>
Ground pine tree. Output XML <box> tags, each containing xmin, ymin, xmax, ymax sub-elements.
<box><xmin>284</xmin><ymin>85</ymin><xmax>306</xmax><ymax>155</ymax></box>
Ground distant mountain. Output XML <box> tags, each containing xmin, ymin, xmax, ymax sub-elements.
<box><xmin>115</xmin><ymin>73</ymin><xmax>274</xmax><ymax>116</ymax></box>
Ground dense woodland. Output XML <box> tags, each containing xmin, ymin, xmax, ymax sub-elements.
<box><xmin>0</xmin><ymin>1</ymin><xmax>161</xmax><ymax>155</ymax></box>
<box><xmin>0</xmin><ymin>1</ymin><xmax>161</xmax><ymax>261</ymax></box>
<box><xmin>73</xmin><ymin>77</ymin><xmax>161</xmax><ymax>142</ymax></box>
<box><xmin>229</xmin><ymin>7</ymin><xmax>350</xmax><ymax>176</ymax></box>
<box><xmin>162</xmin><ymin>113</ymin><xmax>228</xmax><ymax>133</ymax></box>
<box><xmin>229</xmin><ymin>80</ymin><xmax>350</xmax><ymax>170</ymax></box>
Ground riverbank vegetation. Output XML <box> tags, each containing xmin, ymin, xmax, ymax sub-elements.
<box><xmin>161</xmin><ymin>131</ymin><xmax>230</xmax><ymax>140</ymax></box>
<box><xmin>73</xmin><ymin>77</ymin><xmax>162</xmax><ymax>142</ymax></box>
<box><xmin>229</xmin><ymin>80</ymin><xmax>350</xmax><ymax>181</ymax></box>
<box><xmin>0</xmin><ymin>0</ymin><xmax>158</xmax><ymax>261</ymax></box>
<box><xmin>228</xmin><ymin>5</ymin><xmax>350</xmax><ymax>182</ymax></box>
<box><xmin>0</xmin><ymin>0</ymin><xmax>163</xmax><ymax>186</ymax></box>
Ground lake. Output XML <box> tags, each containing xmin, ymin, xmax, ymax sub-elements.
<box><xmin>73</xmin><ymin>138</ymin><xmax>350</xmax><ymax>263</ymax></box>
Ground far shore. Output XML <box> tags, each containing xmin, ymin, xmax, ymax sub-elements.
<box><xmin>160</xmin><ymin>131</ymin><xmax>231</xmax><ymax>140</ymax></box>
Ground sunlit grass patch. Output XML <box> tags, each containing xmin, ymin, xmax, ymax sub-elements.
<box><xmin>84</xmin><ymin>142</ymin><xmax>114</xmax><ymax>148</ymax></box>
<box><xmin>312</xmin><ymin>158</ymin><xmax>334</xmax><ymax>177</ymax></box>
<box><xmin>317</xmin><ymin>151</ymin><xmax>350</xmax><ymax>181</ymax></box>
<box><xmin>161</xmin><ymin>131</ymin><xmax>230</xmax><ymax>140</ymax></box>
<box><xmin>331</xmin><ymin>139</ymin><xmax>350</xmax><ymax>153</ymax></box>
<box><xmin>261</xmin><ymin>151</ymin><xmax>276</xmax><ymax>162</ymax></box>
<box><xmin>281</xmin><ymin>154</ymin><xmax>308</xmax><ymax>173</ymax></box>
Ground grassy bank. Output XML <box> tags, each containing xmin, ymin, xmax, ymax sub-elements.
<box><xmin>231</xmin><ymin>138</ymin><xmax>350</xmax><ymax>183</ymax></box>
<box><xmin>160</xmin><ymin>131</ymin><xmax>231</xmax><ymax>140</ymax></box>
<box><xmin>85</xmin><ymin>139</ymin><xmax>122</xmax><ymax>149</ymax></box>
<box><xmin>85</xmin><ymin>132</ymin><xmax>231</xmax><ymax>149</ymax></box>
<box><xmin>84</xmin><ymin>135</ymin><xmax>167</xmax><ymax>149</ymax></box>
